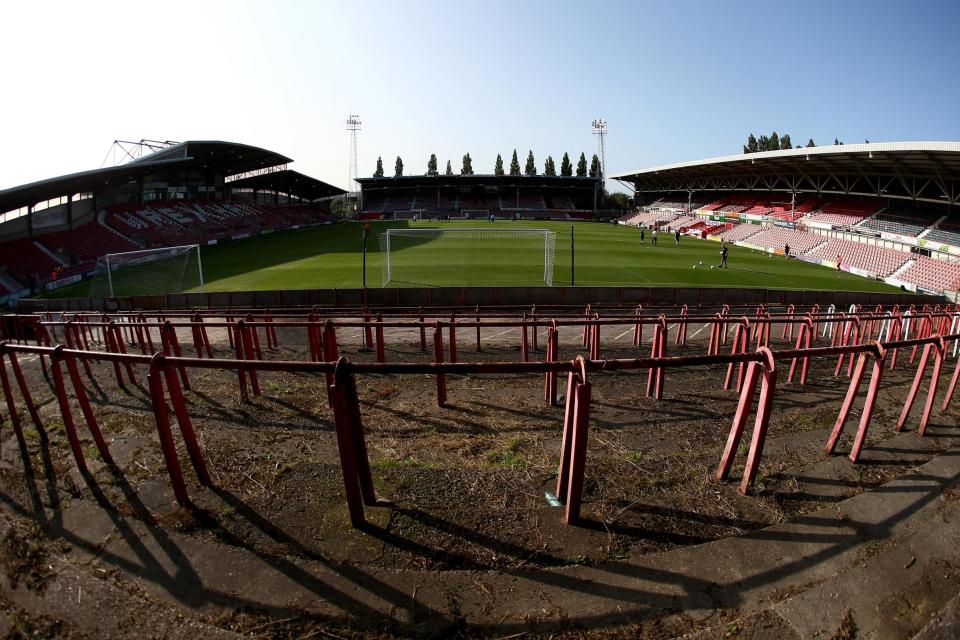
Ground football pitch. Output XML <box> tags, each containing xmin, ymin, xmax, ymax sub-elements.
<box><xmin>44</xmin><ymin>220</ymin><xmax>901</xmax><ymax>297</ymax></box>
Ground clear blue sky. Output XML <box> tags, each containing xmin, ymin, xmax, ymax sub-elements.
<box><xmin>2</xmin><ymin>0</ymin><xmax>959</xmax><ymax>193</ymax></box>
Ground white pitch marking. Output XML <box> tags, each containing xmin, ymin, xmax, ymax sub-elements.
<box><xmin>613</xmin><ymin>327</ymin><xmax>634</xmax><ymax>341</ymax></box>
<box><xmin>480</xmin><ymin>328</ymin><xmax>517</xmax><ymax>342</ymax></box>
<box><xmin>689</xmin><ymin>323</ymin><xmax>709</xmax><ymax>339</ymax></box>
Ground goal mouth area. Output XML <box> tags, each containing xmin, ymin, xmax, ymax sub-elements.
<box><xmin>90</xmin><ymin>244</ymin><xmax>204</xmax><ymax>298</ymax></box>
<box><xmin>378</xmin><ymin>228</ymin><xmax>556</xmax><ymax>288</ymax></box>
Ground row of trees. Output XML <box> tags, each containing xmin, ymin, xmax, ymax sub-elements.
<box><xmin>743</xmin><ymin>133</ymin><xmax>859</xmax><ymax>153</ymax></box>
<box><xmin>373</xmin><ymin>150</ymin><xmax>602</xmax><ymax>178</ymax></box>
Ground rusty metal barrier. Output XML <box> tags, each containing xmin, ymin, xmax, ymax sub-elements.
<box><xmin>1</xmin><ymin>325</ymin><xmax>958</xmax><ymax>529</ymax></box>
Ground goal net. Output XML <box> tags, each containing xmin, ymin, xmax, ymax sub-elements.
<box><xmin>379</xmin><ymin>228</ymin><xmax>555</xmax><ymax>287</ymax></box>
<box><xmin>88</xmin><ymin>244</ymin><xmax>204</xmax><ymax>298</ymax></box>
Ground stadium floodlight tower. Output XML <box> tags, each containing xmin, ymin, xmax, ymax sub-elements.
<box><xmin>592</xmin><ymin>118</ymin><xmax>607</xmax><ymax>182</ymax></box>
<box><xmin>346</xmin><ymin>114</ymin><xmax>362</xmax><ymax>212</ymax></box>
<box><xmin>592</xmin><ymin>118</ymin><xmax>607</xmax><ymax>210</ymax></box>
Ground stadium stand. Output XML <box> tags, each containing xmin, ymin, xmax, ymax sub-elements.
<box><xmin>623</xmin><ymin>211</ymin><xmax>681</xmax><ymax>227</ymax></box>
<box><xmin>40</xmin><ymin>221</ymin><xmax>139</xmax><ymax>264</ymax></box>
<box><xmin>923</xmin><ymin>220</ymin><xmax>960</xmax><ymax>247</ymax></box>
<box><xmin>743</xmin><ymin>227</ymin><xmax>827</xmax><ymax>255</ymax></box>
<box><xmin>548</xmin><ymin>194</ymin><xmax>576</xmax><ymax>210</ymax></box>
<box><xmin>662</xmin><ymin>215</ymin><xmax>700</xmax><ymax>230</ymax></box>
<box><xmin>800</xmin><ymin>199</ymin><xmax>882</xmax><ymax>228</ymax></box>
<box><xmin>106</xmin><ymin>200</ymin><xmax>330</xmax><ymax>248</ymax></box>
<box><xmin>858</xmin><ymin>205</ymin><xmax>940</xmax><ymax>237</ymax></box>
<box><xmin>897</xmin><ymin>256</ymin><xmax>960</xmax><ymax>293</ymax></box>
<box><xmin>805</xmin><ymin>238</ymin><xmax>911</xmax><ymax>276</ymax></box>
<box><xmin>513</xmin><ymin>193</ymin><xmax>546</xmax><ymax>210</ymax></box>
<box><xmin>715</xmin><ymin>223</ymin><xmax>763</xmax><ymax>242</ymax></box>
<box><xmin>2</xmin><ymin>238</ymin><xmax>63</xmax><ymax>281</ymax></box>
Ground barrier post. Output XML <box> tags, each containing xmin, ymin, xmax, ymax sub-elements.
<box><xmin>419</xmin><ymin>307</ymin><xmax>427</xmax><ymax>352</ymax></box>
<box><xmin>1</xmin><ymin>348</ymin><xmax>44</xmax><ymax>434</ymax></box>
<box><xmin>323</xmin><ymin>320</ymin><xmax>338</xmax><ymax>390</ymax></box>
<box><xmin>826</xmin><ymin>344</ymin><xmax>886</xmax><ymax>461</ymax></box>
<box><xmin>147</xmin><ymin>356</ymin><xmax>191</xmax><ymax>507</ymax></box>
<box><xmin>433</xmin><ymin>322</ymin><xmax>447</xmax><ymax>407</ymax></box>
<box><xmin>63</xmin><ymin>354</ymin><xmax>114</xmax><ymax>465</ymax></box>
<box><xmin>591</xmin><ymin>314</ymin><xmax>601</xmax><ymax>360</ymax></box>
<box><xmin>448</xmin><ymin>314</ymin><xmax>457</xmax><ymax>364</ymax></box>
<box><xmin>161</xmin><ymin>321</ymin><xmax>190</xmax><ymax>390</ymax></box>
<box><xmin>632</xmin><ymin>305</ymin><xmax>643</xmax><ymax>347</ymax></box>
<box><xmin>564</xmin><ymin>363</ymin><xmax>592</xmax><ymax>525</ymax></box>
<box><xmin>475</xmin><ymin>306</ymin><xmax>481</xmax><ymax>352</ymax></box>
<box><xmin>362</xmin><ymin>307</ymin><xmax>374</xmax><ymax>349</ymax></box>
<box><xmin>520</xmin><ymin>314</ymin><xmax>529</xmax><ymax>362</ymax></box>
<box><xmin>0</xmin><ymin>350</ymin><xmax>26</xmax><ymax>442</ymax></box>
<box><xmin>328</xmin><ymin>358</ymin><xmax>370</xmax><ymax>527</ymax></box>
<box><xmin>918</xmin><ymin>338</ymin><xmax>946</xmax><ymax>436</ymax></box>
<box><xmin>556</xmin><ymin>370</ymin><xmax>577</xmax><ymax>502</ymax></box>
<box><xmin>543</xmin><ymin>323</ymin><xmax>559</xmax><ymax>405</ymax></box>
<box><xmin>531</xmin><ymin>306</ymin><xmax>539</xmax><ymax>352</ymax></box>
<box><xmin>241</xmin><ymin>321</ymin><xmax>261</xmax><ymax>397</ymax></box>
<box><xmin>159</xmin><ymin>355</ymin><xmax>211</xmax><ymax>486</ymax></box>
<box><xmin>738</xmin><ymin>348</ymin><xmax>778</xmax><ymax>493</ymax></box>
<box><xmin>49</xmin><ymin>349</ymin><xmax>89</xmax><ymax>471</ymax></box>
<box><xmin>896</xmin><ymin>339</ymin><xmax>939</xmax><ymax>433</ymax></box>
<box><xmin>232</xmin><ymin>321</ymin><xmax>249</xmax><ymax>403</ymax></box>
<box><xmin>581</xmin><ymin>305</ymin><xmax>591</xmax><ymax>347</ymax></box>
<box><xmin>374</xmin><ymin>313</ymin><xmax>385</xmax><ymax>363</ymax></box>
<box><xmin>717</xmin><ymin>358</ymin><xmax>762</xmax><ymax>481</ymax></box>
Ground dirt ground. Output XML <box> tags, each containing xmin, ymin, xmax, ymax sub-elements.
<box><xmin>0</xmin><ymin>317</ymin><xmax>958</xmax><ymax>638</ymax></box>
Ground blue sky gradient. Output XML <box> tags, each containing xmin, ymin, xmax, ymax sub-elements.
<box><xmin>1</xmin><ymin>0</ymin><xmax>958</xmax><ymax>192</ymax></box>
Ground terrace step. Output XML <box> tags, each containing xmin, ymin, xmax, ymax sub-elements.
<box><xmin>97</xmin><ymin>218</ymin><xmax>143</xmax><ymax>249</ymax></box>
<box><xmin>32</xmin><ymin>239</ymin><xmax>67</xmax><ymax>266</ymax></box>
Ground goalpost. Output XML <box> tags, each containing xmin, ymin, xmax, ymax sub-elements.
<box><xmin>88</xmin><ymin>244</ymin><xmax>204</xmax><ymax>298</ymax></box>
<box><xmin>379</xmin><ymin>228</ymin><xmax>555</xmax><ymax>287</ymax></box>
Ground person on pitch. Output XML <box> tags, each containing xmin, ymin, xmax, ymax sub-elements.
<box><xmin>675</xmin><ymin>228</ymin><xmax>681</xmax><ymax>245</ymax></box>
<box><xmin>652</xmin><ymin>228</ymin><xmax>658</xmax><ymax>246</ymax></box>
<box><xmin>720</xmin><ymin>244</ymin><xmax>729</xmax><ymax>269</ymax></box>
<box><xmin>640</xmin><ymin>227</ymin><xmax>645</xmax><ymax>244</ymax></box>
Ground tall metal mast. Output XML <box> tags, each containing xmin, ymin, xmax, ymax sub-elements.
<box><xmin>591</xmin><ymin>119</ymin><xmax>607</xmax><ymax>184</ymax></box>
<box><xmin>346</xmin><ymin>114</ymin><xmax>362</xmax><ymax>193</ymax></box>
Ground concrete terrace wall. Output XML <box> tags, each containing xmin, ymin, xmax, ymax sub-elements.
<box><xmin>18</xmin><ymin>286</ymin><xmax>941</xmax><ymax>312</ymax></box>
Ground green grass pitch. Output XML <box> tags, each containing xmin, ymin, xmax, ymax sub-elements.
<box><xmin>43</xmin><ymin>220</ymin><xmax>901</xmax><ymax>298</ymax></box>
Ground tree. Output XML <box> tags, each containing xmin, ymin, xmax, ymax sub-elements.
<box><xmin>605</xmin><ymin>192</ymin><xmax>630</xmax><ymax>210</ymax></box>
<box><xmin>394</xmin><ymin>156</ymin><xmax>403</xmax><ymax>177</ymax></box>
<box><xmin>330</xmin><ymin>195</ymin><xmax>346</xmax><ymax>216</ymax></box>
<box><xmin>494</xmin><ymin>154</ymin><xmax>504</xmax><ymax>176</ymax></box>
<box><xmin>444</xmin><ymin>160</ymin><xmax>453</xmax><ymax>176</ymax></box>
<box><xmin>461</xmin><ymin>153</ymin><xmax>474</xmax><ymax>175</ymax></box>
<box><xmin>757</xmin><ymin>134</ymin><xmax>769</xmax><ymax>152</ymax></box>
<box><xmin>576</xmin><ymin>152</ymin><xmax>588</xmax><ymax>176</ymax></box>
<box><xmin>509</xmin><ymin>149</ymin><xmax>521</xmax><ymax>176</ymax></box>
<box><xmin>427</xmin><ymin>154</ymin><xmax>438</xmax><ymax>176</ymax></box>
<box><xmin>544</xmin><ymin>155</ymin><xmax>556</xmax><ymax>176</ymax></box>
<box><xmin>374</xmin><ymin>156</ymin><xmax>384</xmax><ymax>177</ymax></box>
<box><xmin>560</xmin><ymin>152</ymin><xmax>573</xmax><ymax>176</ymax></box>
<box><xmin>769</xmin><ymin>132</ymin><xmax>780</xmax><ymax>151</ymax></box>
<box><xmin>589</xmin><ymin>154</ymin><xmax>601</xmax><ymax>178</ymax></box>
<box><xmin>779</xmin><ymin>134</ymin><xmax>792</xmax><ymax>150</ymax></box>
<box><xmin>746</xmin><ymin>133</ymin><xmax>758</xmax><ymax>153</ymax></box>
<box><xmin>834</xmin><ymin>138</ymin><xmax>843</xmax><ymax>146</ymax></box>
<box><xmin>806</xmin><ymin>138</ymin><xmax>816</xmax><ymax>147</ymax></box>
<box><xmin>524</xmin><ymin>150</ymin><xmax>536</xmax><ymax>176</ymax></box>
